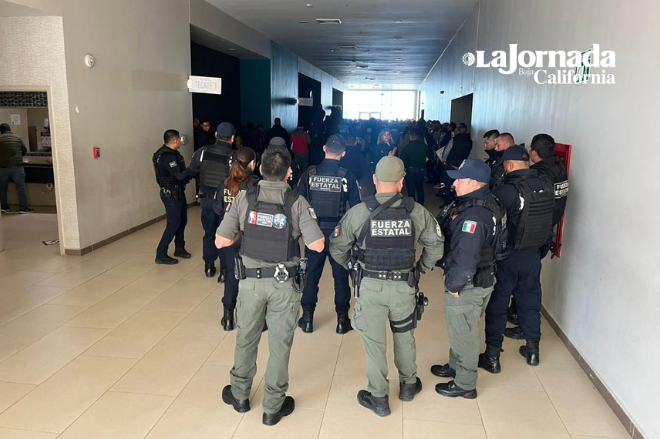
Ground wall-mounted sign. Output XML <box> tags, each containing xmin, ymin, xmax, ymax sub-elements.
<box><xmin>10</xmin><ymin>114</ymin><xmax>21</xmax><ymax>125</ymax></box>
<box><xmin>187</xmin><ymin>76</ymin><xmax>222</xmax><ymax>95</ymax></box>
<box><xmin>298</xmin><ymin>97</ymin><xmax>313</xmax><ymax>107</ymax></box>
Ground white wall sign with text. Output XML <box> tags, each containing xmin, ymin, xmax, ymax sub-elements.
<box><xmin>187</xmin><ymin>76</ymin><xmax>222</xmax><ymax>95</ymax></box>
<box><xmin>10</xmin><ymin>114</ymin><xmax>21</xmax><ymax>125</ymax></box>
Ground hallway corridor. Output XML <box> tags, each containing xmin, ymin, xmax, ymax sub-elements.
<box><xmin>0</xmin><ymin>204</ymin><xmax>628</xmax><ymax>439</ymax></box>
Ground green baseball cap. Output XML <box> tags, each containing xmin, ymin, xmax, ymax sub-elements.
<box><xmin>375</xmin><ymin>156</ymin><xmax>406</xmax><ymax>182</ymax></box>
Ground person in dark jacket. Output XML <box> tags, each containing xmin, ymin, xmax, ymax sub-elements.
<box><xmin>489</xmin><ymin>133</ymin><xmax>515</xmax><ymax>189</ymax></box>
<box><xmin>264</xmin><ymin>118</ymin><xmax>290</xmax><ymax>148</ymax></box>
<box><xmin>439</xmin><ymin>124</ymin><xmax>473</xmax><ymax>205</ymax></box>
<box><xmin>0</xmin><ymin>123</ymin><xmax>32</xmax><ymax>213</ymax></box>
<box><xmin>483</xmin><ymin>129</ymin><xmax>501</xmax><ymax>169</ymax></box>
<box><xmin>401</xmin><ymin>127</ymin><xmax>429</xmax><ymax>205</ymax></box>
<box><xmin>341</xmin><ymin>134</ymin><xmax>374</xmax><ymax>199</ymax></box>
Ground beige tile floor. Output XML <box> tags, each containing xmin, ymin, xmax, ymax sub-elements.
<box><xmin>0</xmin><ymin>207</ymin><xmax>631</xmax><ymax>438</ymax></box>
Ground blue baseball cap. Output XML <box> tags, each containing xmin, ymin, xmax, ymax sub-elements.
<box><xmin>502</xmin><ymin>144</ymin><xmax>529</xmax><ymax>162</ymax></box>
<box><xmin>216</xmin><ymin>122</ymin><xmax>236</xmax><ymax>138</ymax></box>
<box><xmin>447</xmin><ymin>159</ymin><xmax>491</xmax><ymax>184</ymax></box>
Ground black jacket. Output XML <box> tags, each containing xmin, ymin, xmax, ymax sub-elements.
<box><xmin>484</xmin><ymin>149</ymin><xmax>501</xmax><ymax>168</ymax></box>
<box><xmin>340</xmin><ymin>146</ymin><xmax>370</xmax><ymax>181</ymax></box>
<box><xmin>488</xmin><ymin>155</ymin><xmax>505</xmax><ymax>189</ymax></box>
<box><xmin>443</xmin><ymin>186</ymin><xmax>496</xmax><ymax>292</ymax></box>
<box><xmin>446</xmin><ymin>133</ymin><xmax>473</xmax><ymax>168</ymax></box>
<box><xmin>0</xmin><ymin>133</ymin><xmax>27</xmax><ymax>167</ymax></box>
<box><xmin>531</xmin><ymin>158</ymin><xmax>568</xmax><ymax>225</ymax></box>
<box><xmin>265</xmin><ymin>124</ymin><xmax>290</xmax><ymax>147</ymax></box>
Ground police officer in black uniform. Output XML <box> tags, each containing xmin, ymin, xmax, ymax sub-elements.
<box><xmin>483</xmin><ymin>129</ymin><xmax>500</xmax><ymax>168</ymax></box>
<box><xmin>188</xmin><ymin>122</ymin><xmax>236</xmax><ymax>281</ymax></box>
<box><xmin>480</xmin><ymin>145</ymin><xmax>554</xmax><ymax>372</ymax></box>
<box><xmin>432</xmin><ymin>159</ymin><xmax>506</xmax><ymax>399</ymax></box>
<box><xmin>153</xmin><ymin>129</ymin><xmax>193</xmax><ymax>264</ymax></box>
<box><xmin>488</xmin><ymin>132</ymin><xmax>515</xmax><ymax>189</ymax></box>
<box><xmin>505</xmin><ymin>134</ymin><xmax>569</xmax><ymax>340</ymax></box>
<box><xmin>296</xmin><ymin>134</ymin><xmax>362</xmax><ymax>334</ymax></box>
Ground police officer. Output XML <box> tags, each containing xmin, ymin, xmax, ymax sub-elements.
<box><xmin>480</xmin><ymin>145</ymin><xmax>554</xmax><ymax>372</ymax></box>
<box><xmin>212</xmin><ymin>147</ymin><xmax>259</xmax><ymax>331</ymax></box>
<box><xmin>188</xmin><ymin>122</ymin><xmax>236</xmax><ymax>281</ymax></box>
<box><xmin>483</xmin><ymin>129</ymin><xmax>501</xmax><ymax>168</ymax></box>
<box><xmin>153</xmin><ymin>129</ymin><xmax>193</xmax><ymax>264</ymax></box>
<box><xmin>216</xmin><ymin>146</ymin><xmax>324</xmax><ymax>426</ymax></box>
<box><xmin>505</xmin><ymin>134</ymin><xmax>569</xmax><ymax>340</ymax></box>
<box><xmin>330</xmin><ymin>156</ymin><xmax>444</xmax><ymax>417</ymax></box>
<box><xmin>431</xmin><ymin>159</ymin><xmax>506</xmax><ymax>399</ymax></box>
<box><xmin>296</xmin><ymin>134</ymin><xmax>361</xmax><ymax>334</ymax></box>
<box><xmin>488</xmin><ymin>132</ymin><xmax>515</xmax><ymax>189</ymax></box>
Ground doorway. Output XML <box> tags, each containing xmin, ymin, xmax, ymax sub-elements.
<box><xmin>0</xmin><ymin>90</ymin><xmax>60</xmax><ymax>256</ymax></box>
<box><xmin>450</xmin><ymin>93</ymin><xmax>474</xmax><ymax>131</ymax></box>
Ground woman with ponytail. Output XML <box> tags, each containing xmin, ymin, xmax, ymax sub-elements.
<box><xmin>213</xmin><ymin>147</ymin><xmax>259</xmax><ymax>331</ymax></box>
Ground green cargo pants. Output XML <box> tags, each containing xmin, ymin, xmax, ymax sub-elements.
<box><xmin>229</xmin><ymin>277</ymin><xmax>300</xmax><ymax>414</ymax></box>
<box><xmin>444</xmin><ymin>286</ymin><xmax>493</xmax><ymax>391</ymax></box>
<box><xmin>351</xmin><ymin>277</ymin><xmax>418</xmax><ymax>398</ymax></box>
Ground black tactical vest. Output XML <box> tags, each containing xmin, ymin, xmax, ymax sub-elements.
<box><xmin>360</xmin><ymin>195</ymin><xmax>416</xmax><ymax>271</ymax></box>
<box><xmin>200</xmin><ymin>145</ymin><xmax>233</xmax><ymax>189</ymax></box>
<box><xmin>152</xmin><ymin>146</ymin><xmax>182</xmax><ymax>189</ymax></box>
<box><xmin>241</xmin><ymin>185</ymin><xmax>300</xmax><ymax>263</ymax></box>
<box><xmin>438</xmin><ymin>197</ymin><xmax>508</xmax><ymax>273</ymax></box>
<box><xmin>512</xmin><ymin>175</ymin><xmax>554</xmax><ymax>252</ymax></box>
<box><xmin>307</xmin><ymin>165</ymin><xmax>348</xmax><ymax>219</ymax></box>
<box><xmin>533</xmin><ymin>159</ymin><xmax>569</xmax><ymax>225</ymax></box>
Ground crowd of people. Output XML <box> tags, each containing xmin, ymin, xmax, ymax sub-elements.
<box><xmin>151</xmin><ymin>112</ymin><xmax>569</xmax><ymax>425</ymax></box>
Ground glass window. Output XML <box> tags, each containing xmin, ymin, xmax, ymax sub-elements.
<box><xmin>344</xmin><ymin>89</ymin><xmax>416</xmax><ymax>121</ymax></box>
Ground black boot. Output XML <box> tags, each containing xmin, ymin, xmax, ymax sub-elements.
<box><xmin>430</xmin><ymin>363</ymin><xmax>456</xmax><ymax>378</ymax></box>
<box><xmin>298</xmin><ymin>310</ymin><xmax>314</xmax><ymax>333</ymax></box>
<box><xmin>155</xmin><ymin>255</ymin><xmax>178</xmax><ymax>265</ymax></box>
<box><xmin>263</xmin><ymin>396</ymin><xmax>295</xmax><ymax>426</ymax></box>
<box><xmin>519</xmin><ymin>340</ymin><xmax>540</xmax><ymax>366</ymax></box>
<box><xmin>336</xmin><ymin>313</ymin><xmax>353</xmax><ymax>334</ymax></box>
<box><xmin>174</xmin><ymin>248</ymin><xmax>191</xmax><ymax>259</ymax></box>
<box><xmin>435</xmin><ymin>380</ymin><xmax>477</xmax><ymax>399</ymax></box>
<box><xmin>478</xmin><ymin>344</ymin><xmax>502</xmax><ymax>374</ymax></box>
<box><xmin>222</xmin><ymin>385</ymin><xmax>250</xmax><ymax>413</ymax></box>
<box><xmin>204</xmin><ymin>262</ymin><xmax>216</xmax><ymax>277</ymax></box>
<box><xmin>504</xmin><ymin>326</ymin><xmax>524</xmax><ymax>340</ymax></box>
<box><xmin>221</xmin><ymin>306</ymin><xmax>235</xmax><ymax>331</ymax></box>
<box><xmin>399</xmin><ymin>377</ymin><xmax>422</xmax><ymax>402</ymax></box>
<box><xmin>217</xmin><ymin>267</ymin><xmax>227</xmax><ymax>283</ymax></box>
<box><xmin>357</xmin><ymin>390</ymin><xmax>391</xmax><ymax>417</ymax></box>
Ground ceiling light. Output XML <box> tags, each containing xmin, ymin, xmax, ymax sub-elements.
<box><xmin>396</xmin><ymin>65</ymin><xmax>402</xmax><ymax>68</ymax></box>
<box><xmin>316</xmin><ymin>18</ymin><xmax>342</xmax><ymax>25</ymax></box>
<box><xmin>306</xmin><ymin>3</ymin><xmax>313</xmax><ymax>7</ymax></box>
<box><xmin>393</xmin><ymin>20</ymin><xmax>403</xmax><ymax>24</ymax></box>
<box><xmin>356</xmin><ymin>66</ymin><xmax>362</xmax><ymax>69</ymax></box>
<box><xmin>299</xmin><ymin>20</ymin><xmax>308</xmax><ymax>24</ymax></box>
<box><xmin>396</xmin><ymin>58</ymin><xmax>402</xmax><ymax>61</ymax></box>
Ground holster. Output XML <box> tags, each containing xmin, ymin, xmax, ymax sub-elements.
<box><xmin>473</xmin><ymin>266</ymin><xmax>495</xmax><ymax>288</ymax></box>
<box><xmin>294</xmin><ymin>257</ymin><xmax>308</xmax><ymax>293</ymax></box>
<box><xmin>234</xmin><ymin>255</ymin><xmax>246</xmax><ymax>280</ymax></box>
<box><xmin>348</xmin><ymin>256</ymin><xmax>362</xmax><ymax>299</ymax></box>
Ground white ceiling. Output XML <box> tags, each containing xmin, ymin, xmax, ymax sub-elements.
<box><xmin>207</xmin><ymin>0</ymin><xmax>478</xmax><ymax>85</ymax></box>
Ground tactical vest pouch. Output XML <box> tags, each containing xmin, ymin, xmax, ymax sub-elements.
<box><xmin>200</xmin><ymin>149</ymin><xmax>231</xmax><ymax>189</ymax></box>
<box><xmin>513</xmin><ymin>177</ymin><xmax>554</xmax><ymax>252</ymax></box>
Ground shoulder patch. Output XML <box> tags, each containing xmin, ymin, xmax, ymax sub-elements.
<box><xmin>332</xmin><ymin>225</ymin><xmax>341</xmax><ymax>238</ymax></box>
<box><xmin>436</xmin><ymin>222</ymin><xmax>442</xmax><ymax>237</ymax></box>
<box><xmin>169</xmin><ymin>161</ymin><xmax>177</xmax><ymax>168</ymax></box>
<box><xmin>308</xmin><ymin>207</ymin><xmax>317</xmax><ymax>219</ymax></box>
<box><xmin>462</xmin><ymin>220</ymin><xmax>477</xmax><ymax>234</ymax></box>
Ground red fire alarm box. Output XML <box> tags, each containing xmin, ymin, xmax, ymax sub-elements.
<box><xmin>550</xmin><ymin>143</ymin><xmax>571</xmax><ymax>258</ymax></box>
<box><xmin>93</xmin><ymin>146</ymin><xmax>100</xmax><ymax>159</ymax></box>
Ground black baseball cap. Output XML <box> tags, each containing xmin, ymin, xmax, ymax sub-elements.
<box><xmin>447</xmin><ymin>159</ymin><xmax>491</xmax><ymax>183</ymax></box>
<box><xmin>502</xmin><ymin>144</ymin><xmax>530</xmax><ymax>162</ymax></box>
<box><xmin>216</xmin><ymin>122</ymin><xmax>236</xmax><ymax>138</ymax></box>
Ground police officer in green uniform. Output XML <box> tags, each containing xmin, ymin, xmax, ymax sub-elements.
<box><xmin>330</xmin><ymin>156</ymin><xmax>444</xmax><ymax>417</ymax></box>
<box><xmin>431</xmin><ymin>159</ymin><xmax>507</xmax><ymax>399</ymax></box>
<box><xmin>216</xmin><ymin>146</ymin><xmax>324</xmax><ymax>426</ymax></box>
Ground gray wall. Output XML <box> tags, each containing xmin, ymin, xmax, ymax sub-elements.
<box><xmin>419</xmin><ymin>1</ymin><xmax>660</xmax><ymax>437</ymax></box>
<box><xmin>270</xmin><ymin>41</ymin><xmax>299</xmax><ymax>133</ymax></box>
<box><xmin>61</xmin><ymin>0</ymin><xmax>193</xmax><ymax>249</ymax></box>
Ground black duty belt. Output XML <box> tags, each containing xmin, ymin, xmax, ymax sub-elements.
<box><xmin>196</xmin><ymin>192</ymin><xmax>214</xmax><ymax>199</ymax></box>
<box><xmin>362</xmin><ymin>269</ymin><xmax>415</xmax><ymax>282</ymax></box>
<box><xmin>244</xmin><ymin>266</ymin><xmax>298</xmax><ymax>279</ymax></box>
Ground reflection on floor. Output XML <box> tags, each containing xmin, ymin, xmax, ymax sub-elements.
<box><xmin>0</xmin><ymin>194</ymin><xmax>630</xmax><ymax>438</ymax></box>
<box><xmin>1</xmin><ymin>212</ymin><xmax>60</xmax><ymax>259</ymax></box>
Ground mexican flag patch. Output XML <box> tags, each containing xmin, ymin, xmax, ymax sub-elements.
<box><xmin>332</xmin><ymin>225</ymin><xmax>341</xmax><ymax>238</ymax></box>
<box><xmin>462</xmin><ymin>220</ymin><xmax>477</xmax><ymax>234</ymax></box>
